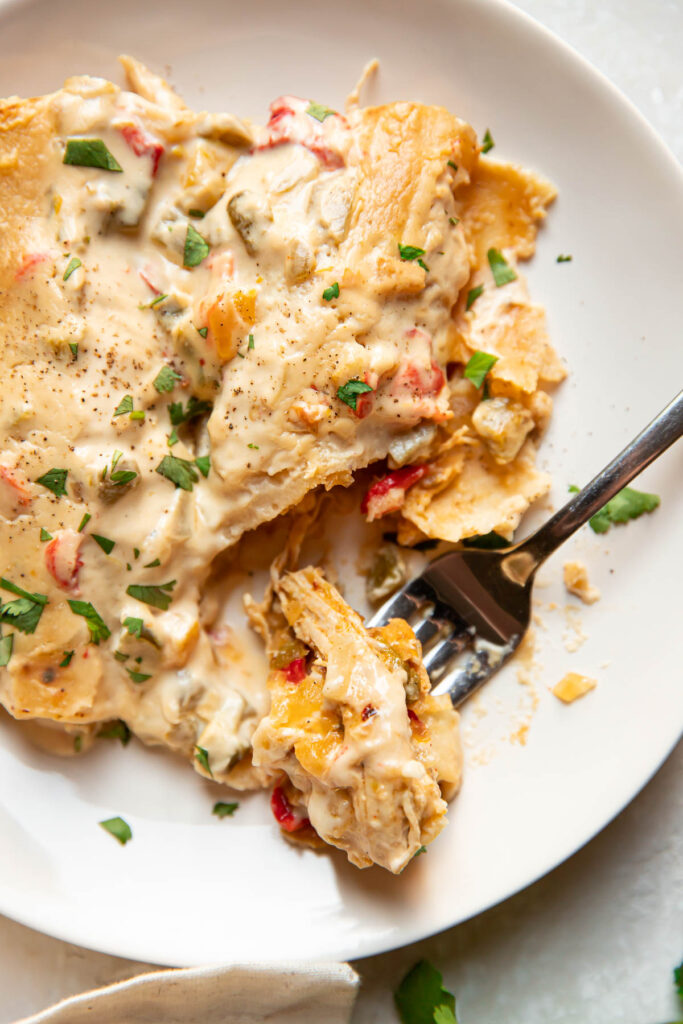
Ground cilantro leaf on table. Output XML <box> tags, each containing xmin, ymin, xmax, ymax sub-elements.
<box><xmin>395</xmin><ymin>960</ymin><xmax>457</xmax><ymax>1024</ymax></box>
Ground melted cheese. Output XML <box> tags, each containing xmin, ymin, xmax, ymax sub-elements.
<box><xmin>0</xmin><ymin>57</ymin><xmax>561</xmax><ymax>870</ymax></box>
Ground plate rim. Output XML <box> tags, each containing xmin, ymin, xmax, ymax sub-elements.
<box><xmin>0</xmin><ymin>0</ymin><xmax>681</xmax><ymax>967</ymax></box>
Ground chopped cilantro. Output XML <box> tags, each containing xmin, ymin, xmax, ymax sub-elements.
<box><xmin>194</xmin><ymin>745</ymin><xmax>212</xmax><ymax>776</ymax></box>
<box><xmin>60</xmin><ymin>650</ymin><xmax>74</xmax><ymax>667</ymax></box>
<box><xmin>466</xmin><ymin>284</ymin><xmax>484</xmax><ymax>310</ymax></box>
<box><xmin>197</xmin><ymin>326</ymin><xmax>208</xmax><ymax>339</ymax></box>
<box><xmin>195</xmin><ymin>455</ymin><xmax>210</xmax><ymax>478</ymax></box>
<box><xmin>337</xmin><ymin>378</ymin><xmax>374</xmax><ymax>411</ymax></box>
<box><xmin>126</xmin><ymin>666</ymin><xmax>152</xmax><ymax>684</ymax></box>
<box><xmin>126</xmin><ymin>580</ymin><xmax>176</xmax><ymax>611</ymax></box>
<box><xmin>487</xmin><ymin>247</ymin><xmax>517</xmax><ymax>286</ymax></box>
<box><xmin>64</xmin><ymin>138</ymin><xmax>122</xmax><ymax>172</ymax></box>
<box><xmin>106</xmin><ymin>450</ymin><xmax>137</xmax><ymax>487</ymax></box>
<box><xmin>123</xmin><ymin>616</ymin><xmax>144</xmax><ymax>637</ymax></box>
<box><xmin>98</xmin><ymin>720</ymin><xmax>131</xmax><ymax>745</ymax></box>
<box><xmin>143</xmin><ymin>558</ymin><xmax>161</xmax><ymax>568</ymax></box>
<box><xmin>481</xmin><ymin>128</ymin><xmax>494</xmax><ymax>154</ymax></box>
<box><xmin>67</xmin><ymin>600</ymin><xmax>111</xmax><ymax>644</ymax></box>
<box><xmin>77</xmin><ymin>512</ymin><xmax>91</xmax><ymax>532</ymax></box>
<box><xmin>92</xmin><ymin>534</ymin><xmax>115</xmax><ymax>555</ymax></box>
<box><xmin>464</xmin><ymin>350</ymin><xmax>498</xmax><ymax>389</ymax></box>
<box><xmin>188</xmin><ymin>208</ymin><xmax>205</xmax><ymax>219</ymax></box>
<box><xmin>213</xmin><ymin>801</ymin><xmax>238</xmax><ymax>818</ymax></box>
<box><xmin>0</xmin><ymin>634</ymin><xmax>13</xmax><ymax>667</ymax></box>
<box><xmin>35</xmin><ymin>467</ymin><xmax>68</xmax><ymax>497</ymax></box>
<box><xmin>414</xmin><ymin>845</ymin><xmax>427</xmax><ymax>857</ymax></box>
<box><xmin>248</xmin><ymin>334</ymin><xmax>255</xmax><ymax>350</ymax></box>
<box><xmin>153</xmin><ymin>365</ymin><xmax>183</xmax><ymax>393</ymax></box>
<box><xmin>449</xmin><ymin>217</ymin><xmax>459</xmax><ymax>226</ymax></box>
<box><xmin>395</xmin><ymin>960</ymin><xmax>457</xmax><ymax>1024</ymax></box>
<box><xmin>398</xmin><ymin>243</ymin><xmax>425</xmax><ymax>260</ymax></box>
<box><xmin>133</xmin><ymin>548</ymin><xmax>140</xmax><ymax>559</ymax></box>
<box><xmin>156</xmin><ymin>454</ymin><xmax>199</xmax><ymax>491</ymax></box>
<box><xmin>130</xmin><ymin>410</ymin><xmax>145</xmax><ymax>422</ymax></box>
<box><xmin>113</xmin><ymin>395</ymin><xmax>134</xmax><ymax>417</ymax></box>
<box><xmin>0</xmin><ymin>578</ymin><xmax>48</xmax><ymax>635</ymax></box>
<box><xmin>149</xmin><ymin>293</ymin><xmax>167</xmax><ymax>307</ymax></box>
<box><xmin>247</xmin><ymin>443</ymin><xmax>259</xmax><ymax>450</ymax></box>
<box><xmin>463</xmin><ymin>530</ymin><xmax>509</xmax><ymax>549</ymax></box>
<box><xmin>114</xmin><ymin>650</ymin><xmax>130</xmax><ymax>662</ymax></box>
<box><xmin>167</xmin><ymin>428</ymin><xmax>179</xmax><ymax>447</ymax></box>
<box><xmin>73</xmin><ymin>735</ymin><xmax>82</xmax><ymax>753</ymax></box>
<box><xmin>322</xmin><ymin>282</ymin><xmax>340</xmax><ymax>301</ymax></box>
<box><xmin>447</xmin><ymin>160</ymin><xmax>458</xmax><ymax>170</ymax></box>
<box><xmin>183</xmin><ymin>223</ymin><xmax>210</xmax><ymax>268</ymax></box>
<box><xmin>557</xmin><ymin>254</ymin><xmax>573</xmax><ymax>263</ymax></box>
<box><xmin>69</xmin><ymin>342</ymin><xmax>79</xmax><ymax>359</ymax></box>
<box><xmin>99</xmin><ymin>816</ymin><xmax>132</xmax><ymax>845</ymax></box>
<box><xmin>168</xmin><ymin>396</ymin><xmax>213</xmax><ymax>426</ymax></box>
<box><xmin>63</xmin><ymin>256</ymin><xmax>82</xmax><ymax>281</ymax></box>
<box><xmin>589</xmin><ymin>486</ymin><xmax>660</xmax><ymax>535</ymax></box>
<box><xmin>306</xmin><ymin>101</ymin><xmax>336</xmax><ymax>122</ymax></box>
<box><xmin>568</xmin><ymin>484</ymin><xmax>580</xmax><ymax>494</ymax></box>
<box><xmin>40</xmin><ymin>527</ymin><xmax>52</xmax><ymax>542</ymax></box>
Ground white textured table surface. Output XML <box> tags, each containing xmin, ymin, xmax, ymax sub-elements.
<box><xmin>1</xmin><ymin>2</ymin><xmax>681</xmax><ymax>1022</ymax></box>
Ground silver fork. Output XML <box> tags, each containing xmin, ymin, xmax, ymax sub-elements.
<box><xmin>367</xmin><ymin>390</ymin><xmax>683</xmax><ymax>706</ymax></box>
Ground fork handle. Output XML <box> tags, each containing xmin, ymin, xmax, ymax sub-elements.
<box><xmin>512</xmin><ymin>388</ymin><xmax>683</xmax><ymax>576</ymax></box>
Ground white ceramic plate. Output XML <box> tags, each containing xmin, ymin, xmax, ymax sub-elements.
<box><xmin>0</xmin><ymin>0</ymin><xmax>681</xmax><ymax>968</ymax></box>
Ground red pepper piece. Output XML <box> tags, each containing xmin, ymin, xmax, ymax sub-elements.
<box><xmin>119</xmin><ymin>124</ymin><xmax>165</xmax><ymax>177</ymax></box>
<box><xmin>284</xmin><ymin>657</ymin><xmax>307</xmax><ymax>683</ymax></box>
<box><xmin>270</xmin><ymin>785</ymin><xmax>310</xmax><ymax>833</ymax></box>
<box><xmin>360</xmin><ymin>464</ymin><xmax>428</xmax><ymax>517</ymax></box>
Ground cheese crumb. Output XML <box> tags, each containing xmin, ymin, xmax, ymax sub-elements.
<box><xmin>563</xmin><ymin>561</ymin><xmax>600</xmax><ymax>604</ymax></box>
<box><xmin>552</xmin><ymin>672</ymin><xmax>597</xmax><ymax>704</ymax></box>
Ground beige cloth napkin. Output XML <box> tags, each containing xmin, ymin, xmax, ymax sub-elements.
<box><xmin>15</xmin><ymin>962</ymin><xmax>359</xmax><ymax>1023</ymax></box>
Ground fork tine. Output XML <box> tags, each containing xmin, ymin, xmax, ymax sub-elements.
<box><xmin>366</xmin><ymin>576</ymin><xmax>435</xmax><ymax>629</ymax></box>
<box><xmin>421</xmin><ymin>627</ymin><xmax>474</xmax><ymax>679</ymax></box>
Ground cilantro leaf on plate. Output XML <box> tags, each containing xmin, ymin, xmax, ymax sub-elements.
<box><xmin>589</xmin><ymin>486</ymin><xmax>660</xmax><ymax>534</ymax></box>
<box><xmin>99</xmin><ymin>816</ymin><xmax>132</xmax><ymax>845</ymax></box>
